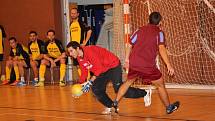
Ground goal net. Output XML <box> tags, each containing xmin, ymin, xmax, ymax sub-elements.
<box><xmin>113</xmin><ymin>0</ymin><xmax>215</xmax><ymax>88</ymax></box>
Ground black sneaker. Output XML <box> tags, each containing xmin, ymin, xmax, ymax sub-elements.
<box><xmin>112</xmin><ymin>100</ymin><xmax>119</xmax><ymax>113</ymax></box>
<box><xmin>166</xmin><ymin>101</ymin><xmax>180</xmax><ymax>114</ymax></box>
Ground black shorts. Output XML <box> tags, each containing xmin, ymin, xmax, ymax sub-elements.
<box><xmin>35</xmin><ymin>60</ymin><xmax>41</xmax><ymax>68</ymax></box>
<box><xmin>0</xmin><ymin>54</ymin><xmax>3</xmax><ymax>61</ymax></box>
<box><xmin>24</xmin><ymin>58</ymin><xmax>31</xmax><ymax>68</ymax></box>
<box><xmin>55</xmin><ymin>59</ymin><xmax>61</xmax><ymax>66</ymax></box>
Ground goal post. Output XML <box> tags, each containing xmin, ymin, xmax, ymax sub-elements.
<box><xmin>113</xmin><ymin>0</ymin><xmax>215</xmax><ymax>89</ymax></box>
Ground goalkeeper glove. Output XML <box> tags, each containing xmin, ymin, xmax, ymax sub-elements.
<box><xmin>81</xmin><ymin>80</ymin><xmax>93</xmax><ymax>93</ymax></box>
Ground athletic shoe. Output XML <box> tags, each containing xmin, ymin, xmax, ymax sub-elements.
<box><xmin>166</xmin><ymin>101</ymin><xmax>180</xmax><ymax>114</ymax></box>
<box><xmin>101</xmin><ymin>108</ymin><xmax>112</xmax><ymax>115</ymax></box>
<box><xmin>32</xmin><ymin>79</ymin><xmax>38</xmax><ymax>86</ymax></box>
<box><xmin>144</xmin><ymin>89</ymin><xmax>152</xmax><ymax>107</ymax></box>
<box><xmin>17</xmin><ymin>81</ymin><xmax>26</xmax><ymax>86</ymax></box>
<box><xmin>2</xmin><ymin>80</ymin><xmax>9</xmax><ymax>85</ymax></box>
<box><xmin>10</xmin><ymin>80</ymin><xmax>19</xmax><ymax>86</ymax></box>
<box><xmin>34</xmin><ymin>81</ymin><xmax>44</xmax><ymax>87</ymax></box>
<box><xmin>112</xmin><ymin>100</ymin><xmax>119</xmax><ymax>113</ymax></box>
<box><xmin>59</xmin><ymin>81</ymin><xmax>66</xmax><ymax>86</ymax></box>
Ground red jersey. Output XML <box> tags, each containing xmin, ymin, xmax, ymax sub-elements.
<box><xmin>129</xmin><ymin>24</ymin><xmax>165</xmax><ymax>72</ymax></box>
<box><xmin>77</xmin><ymin>45</ymin><xmax>119</xmax><ymax>83</ymax></box>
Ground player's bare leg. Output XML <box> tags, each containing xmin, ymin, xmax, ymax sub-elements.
<box><xmin>18</xmin><ymin>61</ymin><xmax>26</xmax><ymax>79</ymax></box>
<box><xmin>17</xmin><ymin>61</ymin><xmax>27</xmax><ymax>86</ymax></box>
<box><xmin>152</xmin><ymin>77</ymin><xmax>180</xmax><ymax>114</ymax></box>
<box><xmin>113</xmin><ymin>78</ymin><xmax>136</xmax><ymax>113</ymax></box>
<box><xmin>59</xmin><ymin>58</ymin><xmax>66</xmax><ymax>86</ymax></box>
<box><xmin>10</xmin><ymin>61</ymin><xmax>20</xmax><ymax>85</ymax></box>
<box><xmin>151</xmin><ymin>77</ymin><xmax>170</xmax><ymax>106</ymax></box>
<box><xmin>30</xmin><ymin>60</ymin><xmax>39</xmax><ymax>85</ymax></box>
<box><xmin>115</xmin><ymin>78</ymin><xmax>136</xmax><ymax>101</ymax></box>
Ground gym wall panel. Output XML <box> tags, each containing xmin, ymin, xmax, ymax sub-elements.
<box><xmin>0</xmin><ymin>0</ymin><xmax>62</xmax><ymax>57</ymax></box>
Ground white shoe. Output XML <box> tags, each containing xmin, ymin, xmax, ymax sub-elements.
<box><xmin>144</xmin><ymin>89</ymin><xmax>152</xmax><ymax>107</ymax></box>
<box><xmin>101</xmin><ymin>108</ymin><xmax>112</xmax><ymax>115</ymax></box>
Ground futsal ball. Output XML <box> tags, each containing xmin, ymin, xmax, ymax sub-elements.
<box><xmin>71</xmin><ymin>84</ymin><xmax>83</xmax><ymax>97</ymax></box>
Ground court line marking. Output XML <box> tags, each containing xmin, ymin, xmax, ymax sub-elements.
<box><xmin>0</xmin><ymin>86</ymin><xmax>214</xmax><ymax>98</ymax></box>
<box><xmin>0</xmin><ymin>112</ymin><xmax>94</xmax><ymax>121</ymax></box>
<box><xmin>0</xmin><ymin>106</ymin><xmax>202</xmax><ymax>121</ymax></box>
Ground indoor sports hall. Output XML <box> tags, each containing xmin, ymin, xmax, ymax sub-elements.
<box><xmin>0</xmin><ymin>0</ymin><xmax>214</xmax><ymax>121</ymax></box>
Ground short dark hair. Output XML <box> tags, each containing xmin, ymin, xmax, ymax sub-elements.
<box><xmin>66</xmin><ymin>41</ymin><xmax>81</xmax><ymax>49</ymax></box>
<box><xmin>47</xmin><ymin>29</ymin><xmax>55</xmax><ymax>35</ymax></box>
<box><xmin>29</xmin><ymin>31</ymin><xmax>37</xmax><ymax>35</ymax></box>
<box><xmin>9</xmin><ymin>37</ymin><xmax>17</xmax><ymax>42</ymax></box>
<box><xmin>71</xmin><ymin>8</ymin><xmax>79</xmax><ymax>13</ymax></box>
<box><xmin>149</xmin><ymin>12</ymin><xmax>162</xmax><ymax>25</ymax></box>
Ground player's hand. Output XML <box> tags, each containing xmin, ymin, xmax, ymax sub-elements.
<box><xmin>30</xmin><ymin>56</ymin><xmax>33</xmax><ymax>61</ymax></box>
<box><xmin>51</xmin><ymin>60</ymin><xmax>56</xmax><ymax>68</ymax></box>
<box><xmin>81</xmin><ymin>80</ymin><xmax>93</xmax><ymax>93</ymax></box>
<box><xmin>167</xmin><ymin>64</ymin><xmax>174</xmax><ymax>76</ymax></box>
<box><xmin>81</xmin><ymin>40</ymin><xmax>87</xmax><ymax>46</ymax></box>
<box><xmin>53</xmin><ymin>59</ymin><xmax>58</xmax><ymax>63</ymax></box>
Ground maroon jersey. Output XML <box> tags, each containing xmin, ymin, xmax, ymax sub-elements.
<box><xmin>129</xmin><ymin>24</ymin><xmax>165</xmax><ymax>72</ymax></box>
<box><xmin>77</xmin><ymin>45</ymin><xmax>120</xmax><ymax>83</ymax></box>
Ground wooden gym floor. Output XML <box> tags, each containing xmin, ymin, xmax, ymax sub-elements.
<box><xmin>0</xmin><ymin>85</ymin><xmax>214</xmax><ymax>121</ymax></box>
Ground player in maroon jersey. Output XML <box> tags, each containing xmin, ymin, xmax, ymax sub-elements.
<box><xmin>113</xmin><ymin>12</ymin><xmax>180</xmax><ymax>114</ymax></box>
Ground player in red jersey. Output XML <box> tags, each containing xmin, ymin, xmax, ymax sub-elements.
<box><xmin>67</xmin><ymin>41</ymin><xmax>150</xmax><ymax>114</ymax></box>
<box><xmin>113</xmin><ymin>12</ymin><xmax>180</xmax><ymax>114</ymax></box>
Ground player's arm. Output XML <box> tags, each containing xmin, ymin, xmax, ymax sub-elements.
<box><xmin>78</xmin><ymin>60</ymin><xmax>89</xmax><ymax>84</ymax></box>
<box><xmin>82</xmin><ymin>29</ymin><xmax>92</xmax><ymax>46</ymax></box>
<box><xmin>2</xmin><ymin>30</ymin><xmax>6</xmax><ymax>40</ymax></box>
<box><xmin>34</xmin><ymin>43</ymin><xmax>44</xmax><ymax>60</ymax></box>
<box><xmin>42</xmin><ymin>41</ymin><xmax>54</xmax><ymax>62</ymax></box>
<box><xmin>159</xmin><ymin>45</ymin><xmax>174</xmax><ymax>76</ymax></box>
<box><xmin>35</xmin><ymin>54</ymin><xmax>44</xmax><ymax>60</ymax></box>
<box><xmin>13</xmin><ymin>48</ymin><xmax>20</xmax><ymax>61</ymax></box>
<box><xmin>43</xmin><ymin>54</ymin><xmax>56</xmax><ymax>67</ymax></box>
<box><xmin>13</xmin><ymin>56</ymin><xmax>20</xmax><ymax>61</ymax></box>
<box><xmin>32</xmin><ymin>46</ymin><xmax>44</xmax><ymax>60</ymax></box>
<box><xmin>124</xmin><ymin>29</ymin><xmax>139</xmax><ymax>69</ymax></box>
<box><xmin>90</xmin><ymin>75</ymin><xmax>96</xmax><ymax>82</ymax></box>
<box><xmin>82</xmin><ymin>23</ymin><xmax>92</xmax><ymax>46</ymax></box>
<box><xmin>159</xmin><ymin>45</ymin><xmax>171</xmax><ymax>66</ymax></box>
<box><xmin>8</xmin><ymin>56</ymin><xmax>13</xmax><ymax>61</ymax></box>
<box><xmin>29</xmin><ymin>54</ymin><xmax>33</xmax><ymax>60</ymax></box>
<box><xmin>79</xmin><ymin>60</ymin><xmax>93</xmax><ymax>93</ymax></box>
<box><xmin>0</xmin><ymin>25</ymin><xmax>6</xmax><ymax>40</ymax></box>
<box><xmin>35</xmin><ymin>40</ymin><xmax>46</xmax><ymax>60</ymax></box>
<box><xmin>14</xmin><ymin>44</ymin><xmax>23</xmax><ymax>61</ymax></box>
<box><xmin>54</xmin><ymin>52</ymin><xmax>66</xmax><ymax>63</ymax></box>
<box><xmin>158</xmin><ymin>32</ymin><xmax>174</xmax><ymax>76</ymax></box>
<box><xmin>9</xmin><ymin>49</ymin><xmax>14</xmax><ymax>60</ymax></box>
<box><xmin>42</xmin><ymin>41</ymin><xmax>49</xmax><ymax>55</ymax></box>
<box><xmin>54</xmin><ymin>40</ymin><xmax>66</xmax><ymax>63</ymax></box>
<box><xmin>125</xmin><ymin>44</ymin><xmax>132</xmax><ymax>65</ymax></box>
<box><xmin>28</xmin><ymin>42</ymin><xmax>34</xmax><ymax>60</ymax></box>
<box><xmin>43</xmin><ymin>54</ymin><xmax>54</xmax><ymax>62</ymax></box>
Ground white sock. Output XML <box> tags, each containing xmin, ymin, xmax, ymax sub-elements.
<box><xmin>21</xmin><ymin>77</ymin><xmax>25</xmax><ymax>82</ymax></box>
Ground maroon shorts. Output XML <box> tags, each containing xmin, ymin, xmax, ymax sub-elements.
<box><xmin>127</xmin><ymin>67</ymin><xmax>162</xmax><ymax>84</ymax></box>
